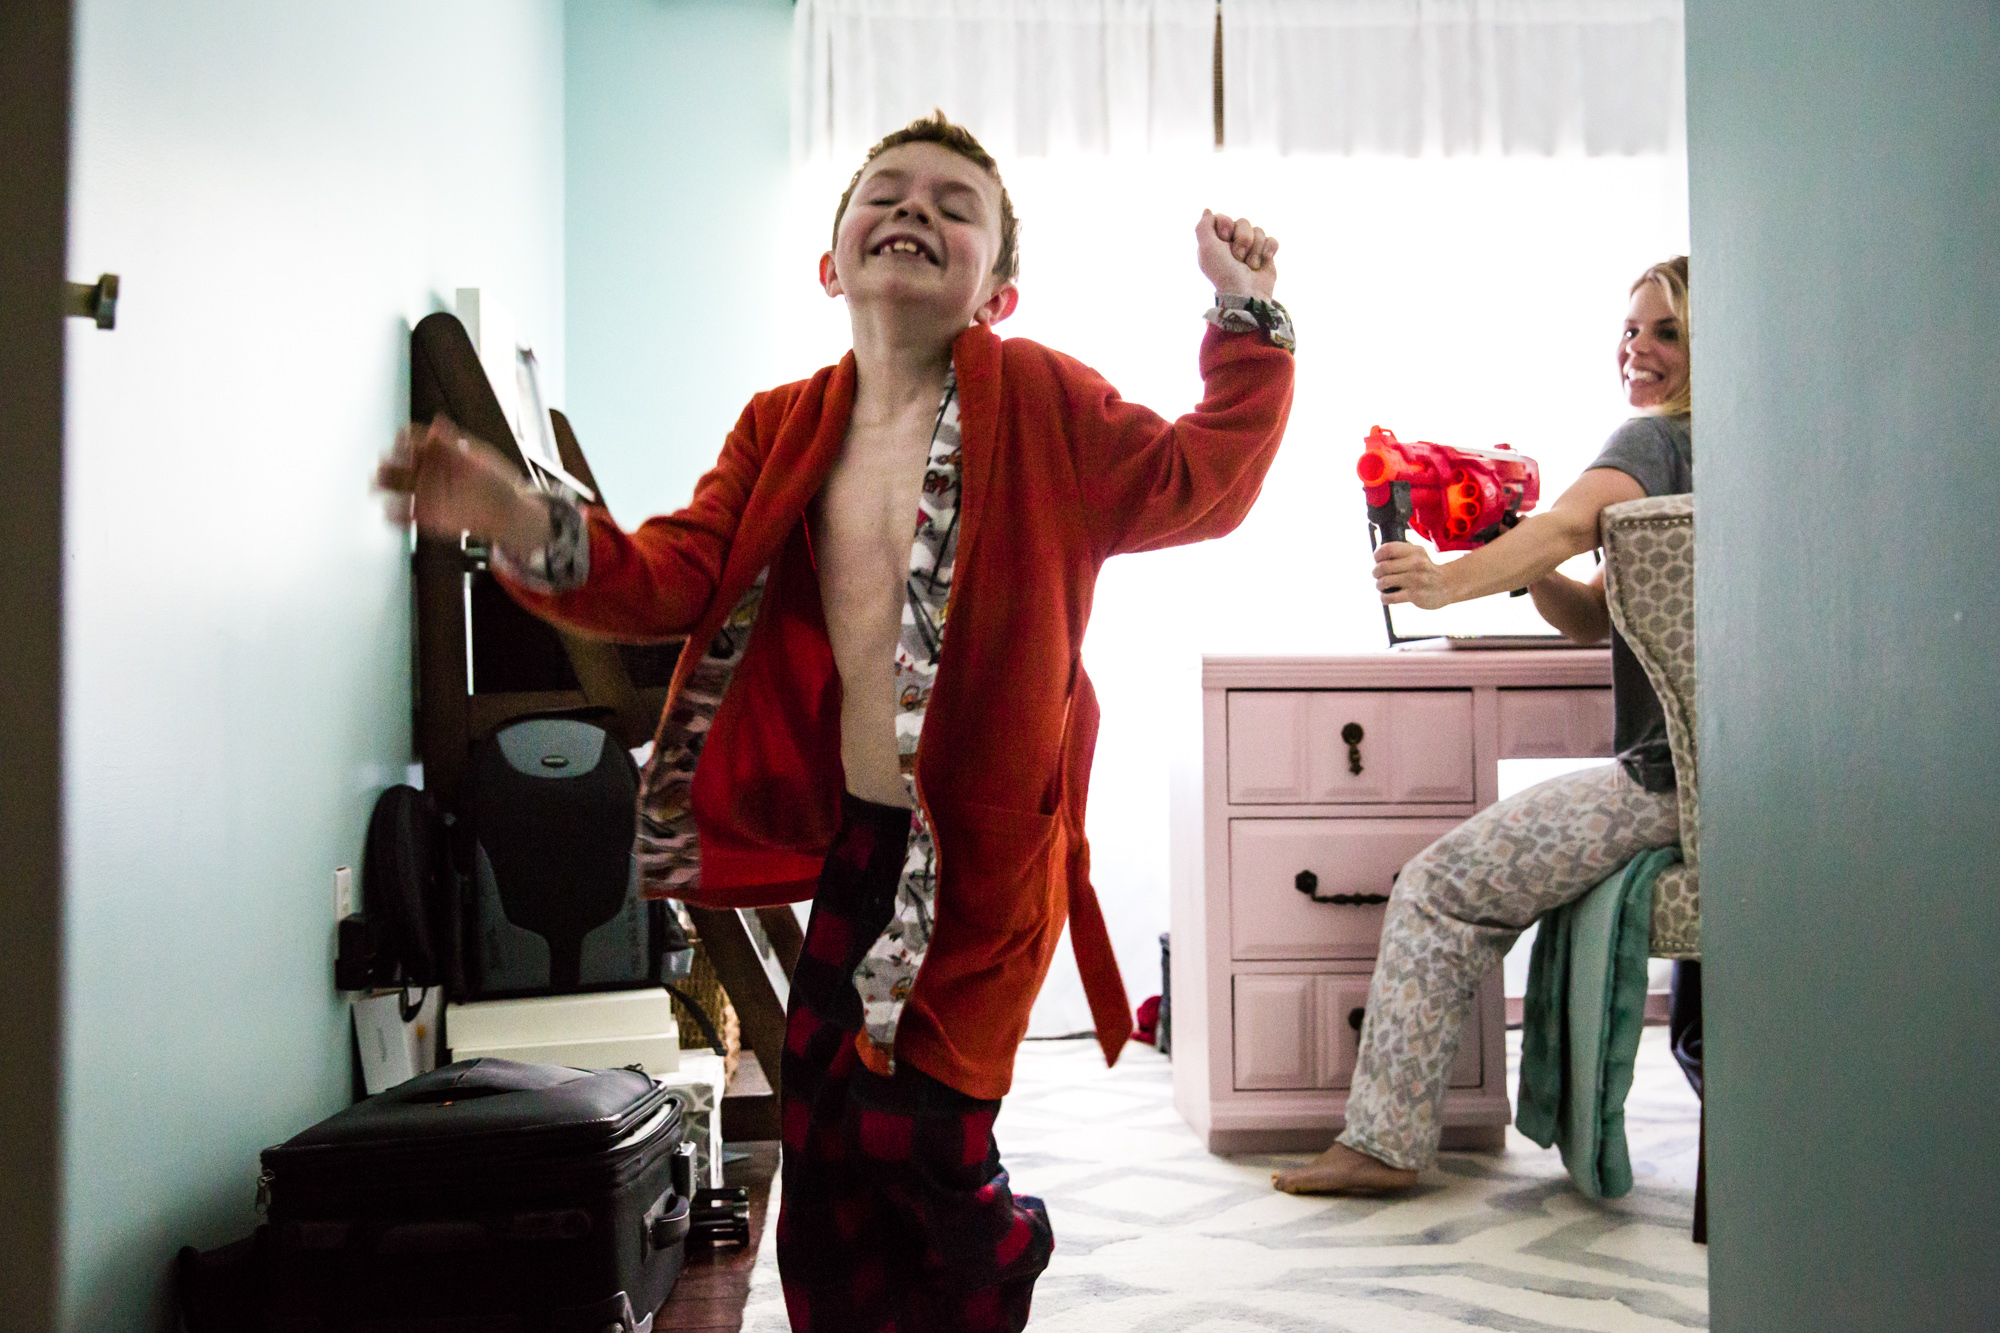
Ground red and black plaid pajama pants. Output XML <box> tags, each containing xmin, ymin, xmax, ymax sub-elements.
<box><xmin>776</xmin><ymin>794</ymin><xmax>1054</xmax><ymax>1333</ymax></box>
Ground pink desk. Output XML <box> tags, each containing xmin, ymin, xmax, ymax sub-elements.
<box><xmin>1168</xmin><ymin>649</ymin><xmax>1614</xmax><ymax>1153</ymax></box>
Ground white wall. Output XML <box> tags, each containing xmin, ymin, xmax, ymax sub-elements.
<box><xmin>61</xmin><ymin>4</ymin><xmax>563</xmax><ymax>1326</ymax></box>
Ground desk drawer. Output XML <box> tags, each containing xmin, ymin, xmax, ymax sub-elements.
<box><xmin>1227</xmin><ymin>691</ymin><xmax>1475</xmax><ymax>804</ymax></box>
<box><xmin>1230</xmin><ymin>817</ymin><xmax>1465</xmax><ymax>960</ymax></box>
<box><xmin>1497</xmin><ymin>687</ymin><xmax>1615</xmax><ymax>759</ymax></box>
<box><xmin>1232</xmin><ymin>971</ymin><xmax>1482</xmax><ymax>1091</ymax></box>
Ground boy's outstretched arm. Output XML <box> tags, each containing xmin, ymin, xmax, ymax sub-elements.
<box><xmin>1063</xmin><ymin>211</ymin><xmax>1295</xmax><ymax>558</ymax></box>
<box><xmin>376</xmin><ymin>407</ymin><xmax>758</xmax><ymax>641</ymax></box>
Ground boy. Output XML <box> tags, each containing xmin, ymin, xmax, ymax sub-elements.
<box><xmin>380</xmin><ymin>112</ymin><xmax>1293</xmax><ymax>1332</ymax></box>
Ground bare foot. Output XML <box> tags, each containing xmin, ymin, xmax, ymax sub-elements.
<box><xmin>1272</xmin><ymin>1142</ymin><xmax>1419</xmax><ymax>1196</ymax></box>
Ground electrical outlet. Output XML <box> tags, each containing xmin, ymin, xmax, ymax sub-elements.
<box><xmin>335</xmin><ymin>865</ymin><xmax>355</xmax><ymax>920</ymax></box>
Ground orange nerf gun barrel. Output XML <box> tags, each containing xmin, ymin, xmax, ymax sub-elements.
<box><xmin>1357</xmin><ymin>425</ymin><xmax>1542</xmax><ymax>551</ymax></box>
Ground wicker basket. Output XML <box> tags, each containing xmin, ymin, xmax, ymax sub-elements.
<box><xmin>672</xmin><ymin>936</ymin><xmax>741</xmax><ymax>1083</ymax></box>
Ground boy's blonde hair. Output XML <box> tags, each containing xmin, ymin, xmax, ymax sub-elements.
<box><xmin>1633</xmin><ymin>255</ymin><xmax>1691</xmax><ymax>419</ymax></box>
<box><xmin>831</xmin><ymin>110</ymin><xmax>1021</xmax><ymax>284</ymax></box>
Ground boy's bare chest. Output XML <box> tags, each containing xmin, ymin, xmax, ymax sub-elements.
<box><xmin>813</xmin><ymin>418</ymin><xmax>935</xmax><ymax>643</ymax></box>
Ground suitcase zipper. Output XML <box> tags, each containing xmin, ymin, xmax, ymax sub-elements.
<box><xmin>265</xmin><ymin>1100</ymin><xmax>683</xmax><ymax>1216</ymax></box>
<box><xmin>270</xmin><ymin>1078</ymin><xmax>674</xmax><ymax>1172</ymax></box>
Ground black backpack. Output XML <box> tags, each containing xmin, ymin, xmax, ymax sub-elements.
<box><xmin>336</xmin><ymin>785</ymin><xmax>453</xmax><ymax>994</ymax></box>
<box><xmin>337</xmin><ymin>718</ymin><xmax>719</xmax><ymax>1032</ymax></box>
<box><xmin>459</xmin><ymin>715</ymin><xmax>679</xmax><ymax>999</ymax></box>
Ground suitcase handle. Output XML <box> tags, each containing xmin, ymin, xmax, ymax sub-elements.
<box><xmin>647</xmin><ymin>1193</ymin><xmax>691</xmax><ymax>1250</ymax></box>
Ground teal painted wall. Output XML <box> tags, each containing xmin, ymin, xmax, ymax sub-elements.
<box><xmin>564</xmin><ymin>0</ymin><xmax>795</xmax><ymax>520</ymax></box>
<box><xmin>60</xmin><ymin>3</ymin><xmax>564</xmax><ymax>1327</ymax></box>
<box><xmin>1686</xmin><ymin>2</ymin><xmax>2000</xmax><ymax>1327</ymax></box>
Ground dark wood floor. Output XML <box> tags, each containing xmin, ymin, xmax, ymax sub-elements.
<box><xmin>653</xmin><ymin>1141</ymin><xmax>780</xmax><ymax>1332</ymax></box>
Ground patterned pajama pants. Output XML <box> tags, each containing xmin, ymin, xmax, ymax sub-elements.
<box><xmin>1337</xmin><ymin>763</ymin><xmax>1680</xmax><ymax>1171</ymax></box>
<box><xmin>777</xmin><ymin>795</ymin><xmax>1054</xmax><ymax>1333</ymax></box>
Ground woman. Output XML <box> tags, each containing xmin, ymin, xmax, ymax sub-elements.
<box><xmin>1275</xmin><ymin>256</ymin><xmax>1692</xmax><ymax>1195</ymax></box>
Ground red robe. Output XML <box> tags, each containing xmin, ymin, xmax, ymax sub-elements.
<box><xmin>504</xmin><ymin>320</ymin><xmax>1293</xmax><ymax>1098</ymax></box>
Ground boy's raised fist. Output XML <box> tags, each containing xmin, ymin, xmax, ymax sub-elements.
<box><xmin>1197</xmin><ymin>209</ymin><xmax>1280</xmax><ymax>300</ymax></box>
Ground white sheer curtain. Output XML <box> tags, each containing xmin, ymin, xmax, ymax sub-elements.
<box><xmin>794</xmin><ymin>0</ymin><xmax>1685</xmax><ymax>161</ymax></box>
<box><xmin>791</xmin><ymin>0</ymin><xmax>1217</xmax><ymax>161</ymax></box>
<box><xmin>1224</xmin><ymin>0</ymin><xmax>1686</xmax><ymax>156</ymax></box>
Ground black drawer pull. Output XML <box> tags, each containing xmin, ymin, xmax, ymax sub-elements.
<box><xmin>1340</xmin><ymin>721</ymin><xmax>1365</xmax><ymax>775</ymax></box>
<box><xmin>1293</xmin><ymin>870</ymin><xmax>1390</xmax><ymax>907</ymax></box>
<box><xmin>1348</xmin><ymin>1006</ymin><xmax>1367</xmax><ymax>1033</ymax></box>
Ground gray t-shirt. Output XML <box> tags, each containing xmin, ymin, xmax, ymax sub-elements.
<box><xmin>1586</xmin><ymin>415</ymin><xmax>1692</xmax><ymax>791</ymax></box>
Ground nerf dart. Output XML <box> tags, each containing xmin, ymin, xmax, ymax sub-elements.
<box><xmin>1357</xmin><ymin>425</ymin><xmax>1541</xmax><ymax>551</ymax></box>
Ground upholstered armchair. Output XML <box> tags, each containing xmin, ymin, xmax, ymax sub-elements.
<box><xmin>1599</xmin><ymin>491</ymin><xmax>1704</xmax><ymax>1240</ymax></box>
<box><xmin>1600</xmin><ymin>493</ymin><xmax>1699</xmax><ymax>959</ymax></box>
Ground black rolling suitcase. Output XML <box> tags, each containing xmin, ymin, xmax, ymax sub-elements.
<box><xmin>256</xmin><ymin>1059</ymin><xmax>692</xmax><ymax>1333</ymax></box>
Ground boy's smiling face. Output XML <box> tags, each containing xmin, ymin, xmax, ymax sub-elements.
<box><xmin>821</xmin><ymin>141</ymin><xmax>1018</xmax><ymax>331</ymax></box>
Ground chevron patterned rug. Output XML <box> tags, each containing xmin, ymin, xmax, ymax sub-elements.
<box><xmin>741</xmin><ymin>1028</ymin><xmax>1706</xmax><ymax>1331</ymax></box>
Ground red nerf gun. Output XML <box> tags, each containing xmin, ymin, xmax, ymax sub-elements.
<box><xmin>1357</xmin><ymin>425</ymin><xmax>1541</xmax><ymax>550</ymax></box>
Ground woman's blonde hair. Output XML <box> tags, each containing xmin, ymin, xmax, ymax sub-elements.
<box><xmin>1631</xmin><ymin>255</ymin><xmax>1690</xmax><ymax>419</ymax></box>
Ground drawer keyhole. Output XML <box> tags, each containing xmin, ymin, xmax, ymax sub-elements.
<box><xmin>1348</xmin><ymin>1005</ymin><xmax>1367</xmax><ymax>1033</ymax></box>
<box><xmin>1340</xmin><ymin>721</ymin><xmax>1365</xmax><ymax>775</ymax></box>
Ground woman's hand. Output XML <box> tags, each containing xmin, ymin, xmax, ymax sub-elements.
<box><xmin>1373</xmin><ymin>540</ymin><xmax>1454</xmax><ymax>610</ymax></box>
<box><xmin>1371</xmin><ymin>469</ymin><xmax>1648</xmax><ymax>611</ymax></box>
<box><xmin>1196</xmin><ymin>210</ymin><xmax>1279</xmax><ymax>300</ymax></box>
<box><xmin>375</xmin><ymin>414</ymin><xmax>552</xmax><ymax>555</ymax></box>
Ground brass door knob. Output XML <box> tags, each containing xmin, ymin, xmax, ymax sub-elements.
<box><xmin>64</xmin><ymin>273</ymin><xmax>119</xmax><ymax>330</ymax></box>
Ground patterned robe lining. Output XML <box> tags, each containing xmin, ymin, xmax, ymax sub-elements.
<box><xmin>634</xmin><ymin>374</ymin><xmax>960</xmax><ymax>1065</ymax></box>
<box><xmin>850</xmin><ymin>372</ymin><xmax>961</xmax><ymax>1062</ymax></box>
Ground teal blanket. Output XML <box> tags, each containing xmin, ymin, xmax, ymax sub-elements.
<box><xmin>1516</xmin><ymin>846</ymin><xmax>1680</xmax><ymax>1199</ymax></box>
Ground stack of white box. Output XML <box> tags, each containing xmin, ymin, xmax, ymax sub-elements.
<box><xmin>446</xmin><ymin>990</ymin><xmax>680</xmax><ymax>1074</ymax></box>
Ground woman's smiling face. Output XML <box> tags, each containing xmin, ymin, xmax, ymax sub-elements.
<box><xmin>1617</xmin><ymin>279</ymin><xmax>1688</xmax><ymax>411</ymax></box>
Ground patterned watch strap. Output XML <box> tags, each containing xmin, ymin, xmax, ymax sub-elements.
<box><xmin>1204</xmin><ymin>293</ymin><xmax>1297</xmax><ymax>352</ymax></box>
<box><xmin>489</xmin><ymin>491</ymin><xmax>590</xmax><ymax>594</ymax></box>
